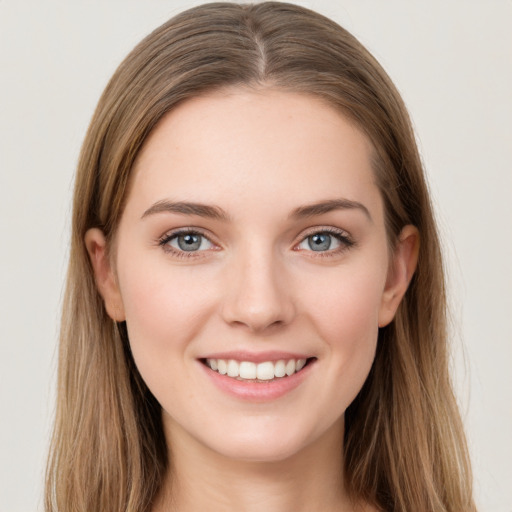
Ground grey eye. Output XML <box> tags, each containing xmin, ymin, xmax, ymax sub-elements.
<box><xmin>169</xmin><ymin>233</ymin><xmax>213</xmax><ymax>252</ymax></box>
<box><xmin>308</xmin><ymin>233</ymin><xmax>333</xmax><ymax>251</ymax></box>
<box><xmin>297</xmin><ymin>232</ymin><xmax>342</xmax><ymax>252</ymax></box>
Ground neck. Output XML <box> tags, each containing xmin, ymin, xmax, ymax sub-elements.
<box><xmin>153</xmin><ymin>418</ymin><xmax>360</xmax><ymax>512</ymax></box>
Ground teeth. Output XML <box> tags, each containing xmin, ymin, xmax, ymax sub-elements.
<box><xmin>256</xmin><ymin>361</ymin><xmax>274</xmax><ymax>380</ymax></box>
<box><xmin>227</xmin><ymin>359</ymin><xmax>239</xmax><ymax>377</ymax></box>
<box><xmin>205</xmin><ymin>358</ymin><xmax>309</xmax><ymax>381</ymax></box>
<box><xmin>239</xmin><ymin>361</ymin><xmax>256</xmax><ymax>379</ymax></box>
<box><xmin>274</xmin><ymin>360</ymin><xmax>286</xmax><ymax>378</ymax></box>
<box><xmin>217</xmin><ymin>359</ymin><xmax>227</xmax><ymax>375</ymax></box>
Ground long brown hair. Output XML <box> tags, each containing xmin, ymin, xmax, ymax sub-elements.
<box><xmin>46</xmin><ymin>3</ymin><xmax>476</xmax><ymax>511</ymax></box>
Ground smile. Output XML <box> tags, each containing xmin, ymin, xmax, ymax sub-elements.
<box><xmin>204</xmin><ymin>358</ymin><xmax>311</xmax><ymax>381</ymax></box>
<box><xmin>199</xmin><ymin>354</ymin><xmax>316</xmax><ymax>401</ymax></box>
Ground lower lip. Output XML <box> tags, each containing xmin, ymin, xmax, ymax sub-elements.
<box><xmin>198</xmin><ymin>360</ymin><xmax>315</xmax><ymax>402</ymax></box>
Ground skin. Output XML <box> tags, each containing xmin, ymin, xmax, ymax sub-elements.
<box><xmin>86</xmin><ymin>88</ymin><xmax>418</xmax><ymax>512</ymax></box>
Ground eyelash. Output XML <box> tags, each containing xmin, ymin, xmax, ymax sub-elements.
<box><xmin>296</xmin><ymin>227</ymin><xmax>355</xmax><ymax>258</ymax></box>
<box><xmin>158</xmin><ymin>228</ymin><xmax>215</xmax><ymax>259</ymax></box>
<box><xmin>157</xmin><ymin>227</ymin><xmax>355</xmax><ymax>259</ymax></box>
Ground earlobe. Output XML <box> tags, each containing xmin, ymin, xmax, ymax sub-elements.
<box><xmin>84</xmin><ymin>228</ymin><xmax>126</xmax><ymax>322</ymax></box>
<box><xmin>378</xmin><ymin>225</ymin><xmax>419</xmax><ymax>327</ymax></box>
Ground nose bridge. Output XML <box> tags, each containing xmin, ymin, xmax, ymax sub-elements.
<box><xmin>221</xmin><ymin>240</ymin><xmax>295</xmax><ymax>332</ymax></box>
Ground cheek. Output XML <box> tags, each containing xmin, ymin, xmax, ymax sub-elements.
<box><xmin>116</xmin><ymin>260</ymin><xmax>217</xmax><ymax>387</ymax></box>
<box><xmin>119</xmin><ymin>258</ymin><xmax>213</xmax><ymax>333</ymax></box>
<box><xmin>303</xmin><ymin>266</ymin><xmax>385</xmax><ymax>394</ymax></box>
<box><xmin>305</xmin><ymin>263</ymin><xmax>385</xmax><ymax>342</ymax></box>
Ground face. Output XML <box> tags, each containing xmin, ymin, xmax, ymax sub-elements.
<box><xmin>87</xmin><ymin>88</ymin><xmax>416</xmax><ymax>463</ymax></box>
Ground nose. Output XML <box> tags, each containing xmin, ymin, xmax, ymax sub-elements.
<box><xmin>221</xmin><ymin>247</ymin><xmax>296</xmax><ymax>333</ymax></box>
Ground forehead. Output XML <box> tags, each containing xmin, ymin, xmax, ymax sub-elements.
<box><xmin>128</xmin><ymin>88</ymin><xmax>382</xmax><ymax>221</ymax></box>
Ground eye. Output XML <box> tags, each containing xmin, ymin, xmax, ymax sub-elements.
<box><xmin>296</xmin><ymin>228</ymin><xmax>354</xmax><ymax>254</ymax></box>
<box><xmin>159</xmin><ymin>230</ymin><xmax>215</xmax><ymax>254</ymax></box>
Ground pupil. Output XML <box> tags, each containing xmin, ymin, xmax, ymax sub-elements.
<box><xmin>178</xmin><ymin>234</ymin><xmax>201</xmax><ymax>251</ymax></box>
<box><xmin>309</xmin><ymin>233</ymin><xmax>331</xmax><ymax>251</ymax></box>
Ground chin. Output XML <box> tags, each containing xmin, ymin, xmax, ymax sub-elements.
<box><xmin>211</xmin><ymin>440</ymin><xmax>307</xmax><ymax>464</ymax></box>
<box><xmin>197</xmin><ymin>418</ymin><xmax>338</xmax><ymax>464</ymax></box>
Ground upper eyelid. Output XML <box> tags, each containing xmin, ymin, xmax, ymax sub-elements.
<box><xmin>295</xmin><ymin>225</ymin><xmax>352</xmax><ymax>242</ymax></box>
<box><xmin>293</xmin><ymin>226</ymin><xmax>355</xmax><ymax>254</ymax></box>
<box><xmin>298</xmin><ymin>225</ymin><xmax>349</xmax><ymax>236</ymax></box>
<box><xmin>158</xmin><ymin>229</ymin><xmax>219</xmax><ymax>259</ymax></box>
<box><xmin>160</xmin><ymin>227</ymin><xmax>214</xmax><ymax>241</ymax></box>
<box><xmin>158</xmin><ymin>225</ymin><xmax>353</xmax><ymax>249</ymax></box>
<box><xmin>158</xmin><ymin>227</ymin><xmax>218</xmax><ymax>252</ymax></box>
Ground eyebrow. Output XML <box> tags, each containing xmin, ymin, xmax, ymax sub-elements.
<box><xmin>141</xmin><ymin>200</ymin><xmax>230</xmax><ymax>221</ymax></box>
<box><xmin>290</xmin><ymin>198</ymin><xmax>372</xmax><ymax>222</ymax></box>
<box><xmin>141</xmin><ymin>198</ymin><xmax>371</xmax><ymax>222</ymax></box>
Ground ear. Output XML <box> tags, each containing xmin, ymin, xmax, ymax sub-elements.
<box><xmin>378</xmin><ymin>225</ymin><xmax>419</xmax><ymax>327</ymax></box>
<box><xmin>85</xmin><ymin>228</ymin><xmax>126</xmax><ymax>322</ymax></box>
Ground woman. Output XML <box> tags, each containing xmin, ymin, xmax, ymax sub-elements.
<box><xmin>46</xmin><ymin>2</ymin><xmax>476</xmax><ymax>511</ymax></box>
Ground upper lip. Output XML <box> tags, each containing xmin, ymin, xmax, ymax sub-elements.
<box><xmin>199</xmin><ymin>351</ymin><xmax>314</xmax><ymax>364</ymax></box>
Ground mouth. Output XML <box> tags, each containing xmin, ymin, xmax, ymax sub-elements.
<box><xmin>201</xmin><ymin>357</ymin><xmax>316</xmax><ymax>383</ymax></box>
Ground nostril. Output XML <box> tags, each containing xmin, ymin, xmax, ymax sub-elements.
<box><xmin>229</xmin><ymin>317</ymin><xmax>287</xmax><ymax>334</ymax></box>
<box><xmin>220</xmin><ymin>270</ymin><xmax>297</xmax><ymax>332</ymax></box>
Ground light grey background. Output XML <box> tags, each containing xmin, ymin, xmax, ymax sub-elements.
<box><xmin>1</xmin><ymin>1</ymin><xmax>511</xmax><ymax>511</ymax></box>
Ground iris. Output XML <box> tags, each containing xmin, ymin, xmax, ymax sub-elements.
<box><xmin>308</xmin><ymin>233</ymin><xmax>332</xmax><ymax>251</ymax></box>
